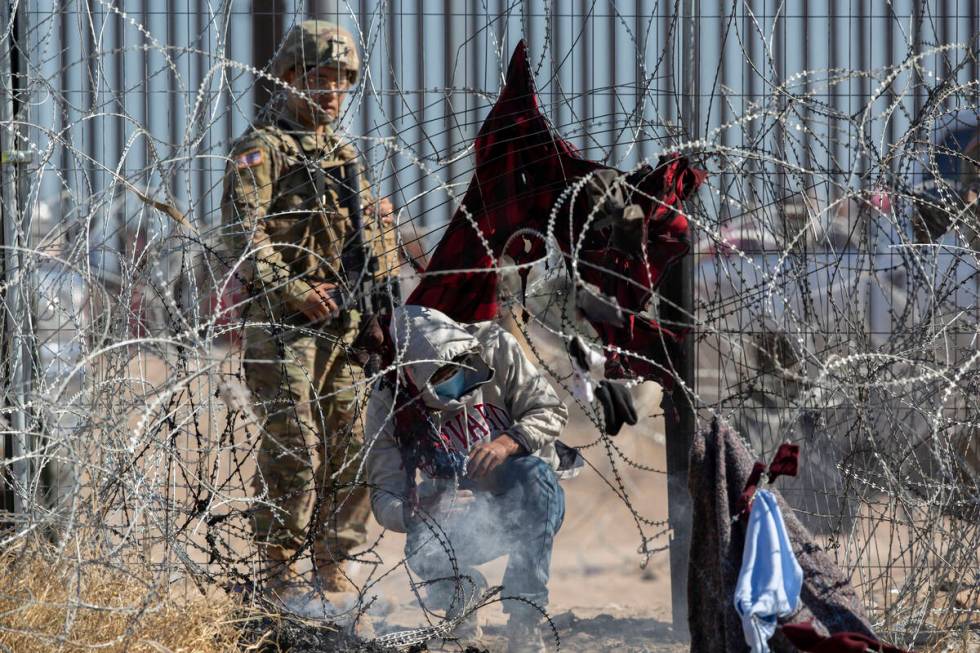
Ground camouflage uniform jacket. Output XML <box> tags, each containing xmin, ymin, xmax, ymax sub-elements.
<box><xmin>221</xmin><ymin>115</ymin><xmax>397</xmax><ymax>323</ymax></box>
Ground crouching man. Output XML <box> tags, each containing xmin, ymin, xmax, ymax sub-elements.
<box><xmin>364</xmin><ymin>305</ymin><xmax>570</xmax><ymax>652</ymax></box>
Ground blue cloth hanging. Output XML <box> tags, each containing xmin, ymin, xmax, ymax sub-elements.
<box><xmin>733</xmin><ymin>489</ymin><xmax>804</xmax><ymax>653</ymax></box>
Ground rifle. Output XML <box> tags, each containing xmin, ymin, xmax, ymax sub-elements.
<box><xmin>340</xmin><ymin>159</ymin><xmax>374</xmax><ymax>313</ymax></box>
<box><xmin>340</xmin><ymin>159</ymin><xmax>399</xmax><ymax>374</ymax></box>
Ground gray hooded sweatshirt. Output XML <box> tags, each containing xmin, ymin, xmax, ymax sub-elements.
<box><xmin>364</xmin><ymin>305</ymin><xmax>570</xmax><ymax>533</ymax></box>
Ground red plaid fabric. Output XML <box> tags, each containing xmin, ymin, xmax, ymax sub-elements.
<box><xmin>407</xmin><ymin>40</ymin><xmax>705</xmax><ymax>385</ymax></box>
<box><xmin>767</xmin><ymin>442</ymin><xmax>801</xmax><ymax>482</ymax></box>
<box><xmin>781</xmin><ymin>623</ymin><xmax>911</xmax><ymax>653</ymax></box>
<box><xmin>732</xmin><ymin>444</ymin><xmax>801</xmax><ymax>523</ymax></box>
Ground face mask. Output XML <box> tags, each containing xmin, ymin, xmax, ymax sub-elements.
<box><xmin>432</xmin><ymin>368</ymin><xmax>468</xmax><ymax>400</ymax></box>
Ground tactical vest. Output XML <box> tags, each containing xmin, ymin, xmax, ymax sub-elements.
<box><xmin>259</xmin><ymin>122</ymin><xmax>364</xmax><ymax>290</ymax></box>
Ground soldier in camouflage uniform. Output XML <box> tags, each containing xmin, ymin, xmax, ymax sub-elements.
<box><xmin>221</xmin><ymin>20</ymin><xmax>399</xmax><ymax>593</ymax></box>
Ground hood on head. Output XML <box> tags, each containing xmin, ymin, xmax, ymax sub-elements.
<box><xmin>389</xmin><ymin>305</ymin><xmax>492</xmax><ymax>407</ymax></box>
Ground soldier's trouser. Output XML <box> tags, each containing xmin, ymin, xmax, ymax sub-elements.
<box><xmin>244</xmin><ymin>319</ymin><xmax>371</xmax><ymax>562</ymax></box>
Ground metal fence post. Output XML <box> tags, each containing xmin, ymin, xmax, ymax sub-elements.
<box><xmin>661</xmin><ymin>0</ymin><xmax>699</xmax><ymax>637</ymax></box>
<box><xmin>253</xmin><ymin>0</ymin><xmax>285</xmax><ymax>109</ymax></box>
<box><xmin>0</xmin><ymin>0</ymin><xmax>12</xmax><ymax>519</ymax></box>
<box><xmin>307</xmin><ymin>0</ymin><xmax>340</xmax><ymax>20</ymax></box>
<box><xmin>0</xmin><ymin>0</ymin><xmax>33</xmax><ymax>522</ymax></box>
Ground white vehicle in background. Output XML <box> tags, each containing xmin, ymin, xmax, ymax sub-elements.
<box><xmin>696</xmin><ymin>190</ymin><xmax>979</xmax><ymax>530</ymax></box>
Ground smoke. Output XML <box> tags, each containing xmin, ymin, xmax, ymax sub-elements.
<box><xmin>407</xmin><ymin>471</ymin><xmax>547</xmax><ymax>623</ymax></box>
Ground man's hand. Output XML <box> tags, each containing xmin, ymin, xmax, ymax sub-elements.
<box><xmin>298</xmin><ymin>281</ymin><xmax>340</xmax><ymax>322</ymax></box>
<box><xmin>366</xmin><ymin>196</ymin><xmax>395</xmax><ymax>226</ymax></box>
<box><xmin>466</xmin><ymin>433</ymin><xmax>521</xmax><ymax>479</ymax></box>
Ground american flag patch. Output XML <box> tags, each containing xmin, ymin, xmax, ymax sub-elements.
<box><xmin>235</xmin><ymin>148</ymin><xmax>264</xmax><ymax>169</ymax></box>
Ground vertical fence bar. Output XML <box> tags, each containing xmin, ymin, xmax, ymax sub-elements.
<box><xmin>0</xmin><ymin>0</ymin><xmax>32</xmax><ymax>520</ymax></box>
<box><xmin>253</xmin><ymin>0</ymin><xmax>284</xmax><ymax>110</ymax></box>
<box><xmin>358</xmin><ymin>0</ymin><xmax>369</xmax><ymax>154</ymax></box>
<box><xmin>634</xmin><ymin>0</ymin><xmax>645</xmax><ymax>162</ymax></box>
<box><xmin>661</xmin><ymin>0</ymin><xmax>698</xmax><ymax>637</ymax></box>
<box><xmin>607</xmin><ymin>0</ymin><xmax>617</xmax><ymax>164</ymax></box>
<box><xmin>0</xmin><ymin>0</ymin><xmax>16</xmax><ymax>519</ymax></box>
<box><xmin>386</xmin><ymin>0</ymin><xmax>399</xmax><ymax>221</ymax></box>
<box><xmin>442</xmin><ymin>0</ymin><xmax>454</xmax><ymax>205</ymax></box>
<box><xmin>308</xmin><ymin>0</ymin><xmax>340</xmax><ymax>19</ymax></box>
<box><xmin>579</xmin><ymin>0</ymin><xmax>590</xmax><ymax>156</ymax></box>
<box><xmin>415</xmin><ymin>0</ymin><xmax>427</xmax><ymax>232</ymax></box>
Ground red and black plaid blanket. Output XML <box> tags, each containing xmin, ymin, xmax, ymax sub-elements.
<box><xmin>406</xmin><ymin>40</ymin><xmax>705</xmax><ymax>386</ymax></box>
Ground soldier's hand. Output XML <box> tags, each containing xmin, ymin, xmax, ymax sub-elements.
<box><xmin>298</xmin><ymin>281</ymin><xmax>340</xmax><ymax>322</ymax></box>
<box><xmin>367</xmin><ymin>196</ymin><xmax>395</xmax><ymax>226</ymax></box>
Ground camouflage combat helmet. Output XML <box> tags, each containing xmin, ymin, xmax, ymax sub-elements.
<box><xmin>270</xmin><ymin>20</ymin><xmax>360</xmax><ymax>84</ymax></box>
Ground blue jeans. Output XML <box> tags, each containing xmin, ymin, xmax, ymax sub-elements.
<box><xmin>404</xmin><ymin>455</ymin><xmax>565</xmax><ymax>621</ymax></box>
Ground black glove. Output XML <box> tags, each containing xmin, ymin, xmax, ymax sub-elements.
<box><xmin>568</xmin><ymin>335</ymin><xmax>591</xmax><ymax>370</ymax></box>
<box><xmin>595</xmin><ymin>380</ymin><xmax>638</xmax><ymax>436</ymax></box>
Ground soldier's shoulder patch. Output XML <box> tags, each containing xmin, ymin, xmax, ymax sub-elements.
<box><xmin>235</xmin><ymin>148</ymin><xmax>264</xmax><ymax>169</ymax></box>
